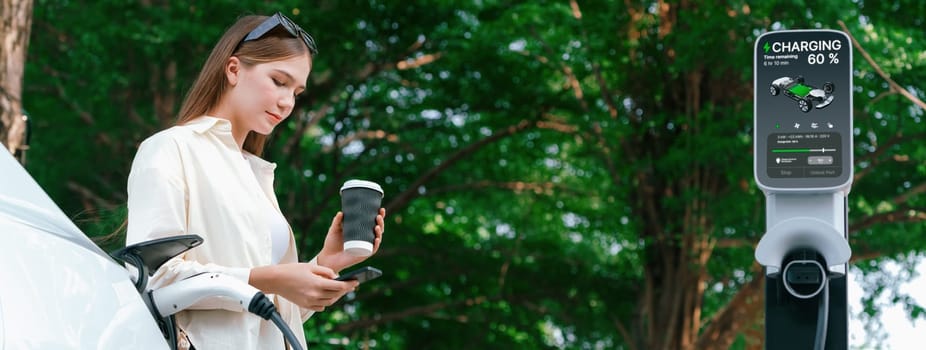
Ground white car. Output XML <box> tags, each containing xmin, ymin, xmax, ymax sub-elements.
<box><xmin>1</xmin><ymin>148</ymin><xmax>303</xmax><ymax>350</ymax></box>
<box><xmin>0</xmin><ymin>148</ymin><xmax>169</xmax><ymax>349</ymax></box>
<box><xmin>770</xmin><ymin>75</ymin><xmax>835</xmax><ymax>113</ymax></box>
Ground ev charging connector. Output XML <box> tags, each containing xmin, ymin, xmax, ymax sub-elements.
<box><xmin>754</xmin><ymin>29</ymin><xmax>853</xmax><ymax>350</ymax></box>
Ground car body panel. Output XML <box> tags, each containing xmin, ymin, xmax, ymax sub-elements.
<box><xmin>0</xmin><ymin>147</ymin><xmax>109</xmax><ymax>261</ymax></box>
<box><xmin>0</xmin><ymin>223</ymin><xmax>169</xmax><ymax>349</ymax></box>
<box><xmin>813</xmin><ymin>94</ymin><xmax>835</xmax><ymax>109</ymax></box>
<box><xmin>0</xmin><ymin>149</ymin><xmax>168</xmax><ymax>349</ymax></box>
<box><xmin>771</xmin><ymin>76</ymin><xmax>793</xmax><ymax>87</ymax></box>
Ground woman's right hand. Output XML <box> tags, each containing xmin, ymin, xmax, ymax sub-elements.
<box><xmin>250</xmin><ymin>263</ymin><xmax>359</xmax><ymax>311</ymax></box>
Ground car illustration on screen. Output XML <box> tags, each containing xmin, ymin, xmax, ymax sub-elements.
<box><xmin>770</xmin><ymin>76</ymin><xmax>834</xmax><ymax>113</ymax></box>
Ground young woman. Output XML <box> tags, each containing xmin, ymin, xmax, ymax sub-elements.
<box><xmin>125</xmin><ymin>13</ymin><xmax>385</xmax><ymax>350</ymax></box>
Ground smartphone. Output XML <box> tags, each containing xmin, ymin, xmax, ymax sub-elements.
<box><xmin>335</xmin><ymin>266</ymin><xmax>382</xmax><ymax>283</ymax></box>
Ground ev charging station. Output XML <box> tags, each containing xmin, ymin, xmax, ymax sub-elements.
<box><xmin>754</xmin><ymin>30</ymin><xmax>853</xmax><ymax>349</ymax></box>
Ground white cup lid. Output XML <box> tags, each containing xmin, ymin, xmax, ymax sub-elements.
<box><xmin>340</xmin><ymin>180</ymin><xmax>383</xmax><ymax>196</ymax></box>
<box><xmin>343</xmin><ymin>240</ymin><xmax>374</xmax><ymax>257</ymax></box>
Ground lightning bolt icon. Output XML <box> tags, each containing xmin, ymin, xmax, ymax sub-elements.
<box><xmin>763</xmin><ymin>42</ymin><xmax>771</xmax><ymax>53</ymax></box>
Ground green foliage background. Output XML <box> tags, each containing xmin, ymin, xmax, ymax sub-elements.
<box><xmin>20</xmin><ymin>1</ymin><xmax>926</xmax><ymax>349</ymax></box>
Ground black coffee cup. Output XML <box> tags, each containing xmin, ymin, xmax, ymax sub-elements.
<box><xmin>339</xmin><ymin>180</ymin><xmax>384</xmax><ymax>256</ymax></box>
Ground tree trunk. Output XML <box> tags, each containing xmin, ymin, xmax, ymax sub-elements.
<box><xmin>0</xmin><ymin>0</ymin><xmax>33</xmax><ymax>160</ymax></box>
<box><xmin>631</xmin><ymin>165</ymin><xmax>720</xmax><ymax>350</ymax></box>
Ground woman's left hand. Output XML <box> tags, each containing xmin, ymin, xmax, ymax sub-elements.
<box><xmin>317</xmin><ymin>208</ymin><xmax>385</xmax><ymax>272</ymax></box>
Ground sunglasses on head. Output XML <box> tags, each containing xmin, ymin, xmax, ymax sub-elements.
<box><xmin>237</xmin><ymin>12</ymin><xmax>318</xmax><ymax>55</ymax></box>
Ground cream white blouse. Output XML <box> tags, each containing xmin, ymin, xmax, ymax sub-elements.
<box><xmin>126</xmin><ymin>116</ymin><xmax>314</xmax><ymax>350</ymax></box>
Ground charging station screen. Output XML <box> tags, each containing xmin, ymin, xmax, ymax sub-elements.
<box><xmin>754</xmin><ymin>30</ymin><xmax>853</xmax><ymax>190</ymax></box>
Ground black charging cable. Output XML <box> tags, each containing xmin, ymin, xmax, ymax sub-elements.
<box><xmin>814</xmin><ymin>277</ymin><xmax>830</xmax><ymax>350</ymax></box>
<box><xmin>782</xmin><ymin>250</ymin><xmax>832</xmax><ymax>350</ymax></box>
<box><xmin>248</xmin><ymin>292</ymin><xmax>305</xmax><ymax>350</ymax></box>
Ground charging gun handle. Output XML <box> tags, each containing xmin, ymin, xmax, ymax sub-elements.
<box><xmin>148</xmin><ymin>273</ymin><xmax>305</xmax><ymax>350</ymax></box>
<box><xmin>150</xmin><ymin>273</ymin><xmax>257</xmax><ymax>317</ymax></box>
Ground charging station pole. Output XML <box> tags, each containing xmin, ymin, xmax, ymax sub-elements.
<box><xmin>754</xmin><ymin>30</ymin><xmax>853</xmax><ymax>349</ymax></box>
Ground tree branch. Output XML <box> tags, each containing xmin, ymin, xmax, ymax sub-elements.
<box><xmin>891</xmin><ymin>182</ymin><xmax>926</xmax><ymax>207</ymax></box>
<box><xmin>571</xmin><ymin>0</ymin><xmax>621</xmax><ymax>120</ymax></box>
<box><xmin>67</xmin><ymin>180</ymin><xmax>116</xmax><ymax>211</ymax></box>
<box><xmin>396</xmin><ymin>52</ymin><xmax>443</xmax><ymax>70</ymax></box>
<box><xmin>384</xmin><ymin>118</ymin><xmax>538</xmax><ymax>213</ymax></box>
<box><xmin>516</xmin><ymin>28</ymin><xmax>588</xmax><ymax>112</ymax></box>
<box><xmin>332</xmin><ymin>295</ymin><xmax>497</xmax><ymax>333</ymax></box>
<box><xmin>854</xmin><ymin>131</ymin><xmax>906</xmax><ymax>183</ymax></box>
<box><xmin>849</xmin><ymin>207</ymin><xmax>926</xmax><ymax>233</ymax></box>
<box><xmin>838</xmin><ymin>20</ymin><xmax>926</xmax><ymax>111</ymax></box>
<box><xmin>321</xmin><ymin>129</ymin><xmax>399</xmax><ymax>154</ymax></box>
<box><xmin>694</xmin><ymin>264</ymin><xmax>765</xmax><ymax>350</ymax></box>
<box><xmin>42</xmin><ymin>64</ymin><xmax>95</xmax><ymax>125</ymax></box>
<box><xmin>715</xmin><ymin>238</ymin><xmax>754</xmax><ymax>249</ymax></box>
<box><xmin>426</xmin><ymin>180</ymin><xmax>586</xmax><ymax>197</ymax></box>
<box><xmin>611</xmin><ymin>314</ymin><xmax>640</xmax><ymax>350</ymax></box>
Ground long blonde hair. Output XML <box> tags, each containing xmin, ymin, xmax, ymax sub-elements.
<box><xmin>176</xmin><ymin>15</ymin><xmax>312</xmax><ymax>156</ymax></box>
<box><xmin>97</xmin><ymin>15</ymin><xmax>313</xmax><ymax>245</ymax></box>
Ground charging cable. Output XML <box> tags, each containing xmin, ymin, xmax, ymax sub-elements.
<box><xmin>247</xmin><ymin>292</ymin><xmax>305</xmax><ymax>350</ymax></box>
<box><xmin>814</xmin><ymin>279</ymin><xmax>829</xmax><ymax>350</ymax></box>
<box><xmin>150</xmin><ymin>273</ymin><xmax>305</xmax><ymax>350</ymax></box>
<box><xmin>782</xmin><ymin>258</ymin><xmax>830</xmax><ymax>350</ymax></box>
